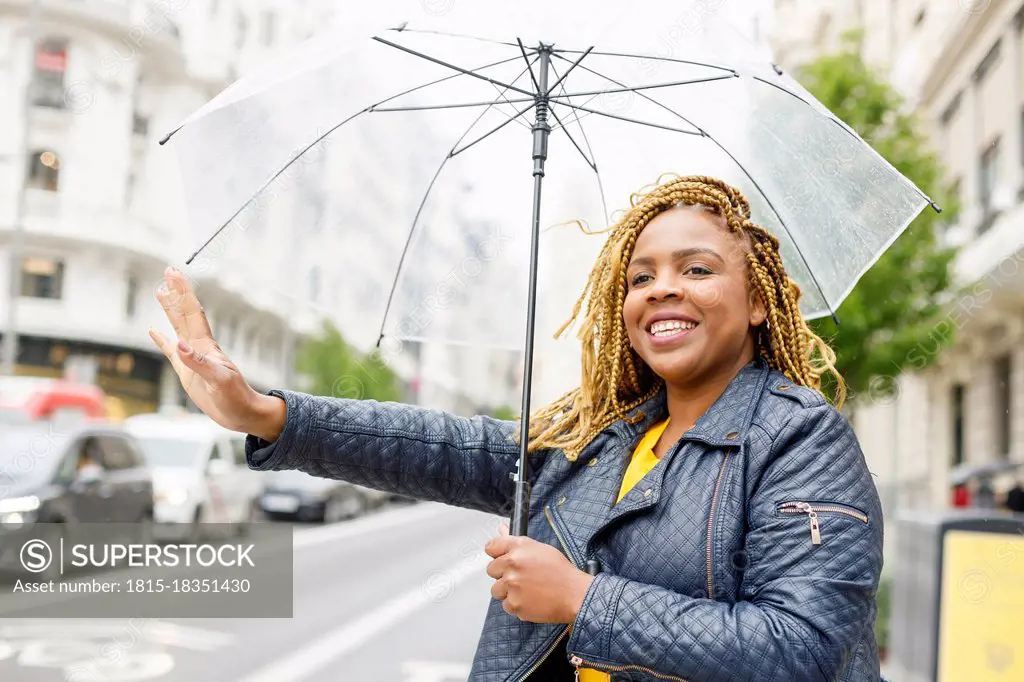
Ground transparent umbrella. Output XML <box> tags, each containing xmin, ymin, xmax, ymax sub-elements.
<box><xmin>158</xmin><ymin>0</ymin><xmax>938</xmax><ymax>534</ymax></box>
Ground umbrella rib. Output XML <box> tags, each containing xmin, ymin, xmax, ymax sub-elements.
<box><xmin>182</xmin><ymin>53</ymin><xmax>532</xmax><ymax>263</ymax></box>
<box><xmin>548</xmin><ymin>74</ymin><xmax>737</xmax><ymax>100</ymax></box>
<box><xmin>372</xmin><ymin>36</ymin><xmax>537</xmax><ymax>98</ymax></box>
<box><xmin>546</xmin><ymin>46</ymin><xmax>594</xmax><ymax>95</ymax></box>
<box><xmin>548</xmin><ymin>60</ymin><xmax>608</xmax><ymax>222</ymax></box>
<box><xmin>554</xmin><ymin>101</ymin><xmax>704</xmax><ymax>136</ymax></box>
<box><xmin>387</xmin><ymin>25</ymin><xmax>522</xmax><ymax>48</ymax></box>
<box><xmin>517</xmin><ymin>38</ymin><xmax>542</xmax><ymax>92</ymax></box>
<box><xmin>546</xmin><ymin>61</ymin><xmax>596</xmax><ymax>170</ymax></box>
<box><xmin>550</xmin><ymin>48</ymin><xmax>736</xmax><ymax>76</ymax></box>
<box><xmin>547</xmin><ymin>108</ymin><xmax>595</xmax><ymax>171</ymax></box>
<box><xmin>376</xmin><ymin>61</ymin><xmax>543</xmax><ymax>344</ymax></box>
<box><xmin>451</xmin><ymin>102</ymin><xmax>537</xmax><ymax>157</ymax></box>
<box><xmin>548</xmin><ymin>54</ymin><xmax>837</xmax><ymax>320</ymax></box>
<box><xmin>372</xmin><ymin>96</ymin><xmax>536</xmax><ymax>112</ymax></box>
<box><xmin>751</xmin><ymin>75</ymin><xmax>941</xmax><ymax>212</ymax></box>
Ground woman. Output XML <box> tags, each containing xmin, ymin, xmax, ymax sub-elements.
<box><xmin>149</xmin><ymin>175</ymin><xmax>884</xmax><ymax>681</ymax></box>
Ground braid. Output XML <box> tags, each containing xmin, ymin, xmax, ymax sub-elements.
<box><xmin>526</xmin><ymin>174</ymin><xmax>846</xmax><ymax>460</ymax></box>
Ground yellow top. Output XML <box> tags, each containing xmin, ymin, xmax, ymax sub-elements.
<box><xmin>578</xmin><ymin>418</ymin><xmax>670</xmax><ymax>682</ymax></box>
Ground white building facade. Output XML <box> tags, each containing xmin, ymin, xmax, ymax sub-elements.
<box><xmin>769</xmin><ymin>0</ymin><xmax>1024</xmax><ymax>521</ymax></box>
<box><xmin>0</xmin><ymin>0</ymin><xmax>522</xmax><ymax>418</ymax></box>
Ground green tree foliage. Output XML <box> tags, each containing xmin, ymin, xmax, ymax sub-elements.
<box><xmin>795</xmin><ymin>32</ymin><xmax>960</xmax><ymax>403</ymax></box>
<box><xmin>295</xmin><ymin>320</ymin><xmax>404</xmax><ymax>403</ymax></box>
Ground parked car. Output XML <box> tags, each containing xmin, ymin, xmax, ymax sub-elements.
<box><xmin>0</xmin><ymin>376</ymin><xmax>107</xmax><ymax>426</ymax></box>
<box><xmin>259</xmin><ymin>469</ymin><xmax>389</xmax><ymax>523</ymax></box>
<box><xmin>122</xmin><ymin>411</ymin><xmax>263</xmax><ymax>540</ymax></box>
<box><xmin>0</xmin><ymin>421</ymin><xmax>154</xmax><ymax>579</ymax></box>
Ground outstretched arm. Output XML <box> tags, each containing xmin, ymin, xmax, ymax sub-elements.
<box><xmin>245</xmin><ymin>390</ymin><xmax>536</xmax><ymax>516</ymax></box>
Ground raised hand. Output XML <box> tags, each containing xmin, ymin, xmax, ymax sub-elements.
<box><xmin>148</xmin><ymin>267</ymin><xmax>283</xmax><ymax>439</ymax></box>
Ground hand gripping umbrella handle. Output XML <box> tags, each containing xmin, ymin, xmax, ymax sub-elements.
<box><xmin>509</xmin><ymin>469</ymin><xmax>530</xmax><ymax>536</ymax></box>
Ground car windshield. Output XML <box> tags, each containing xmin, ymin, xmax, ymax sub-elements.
<box><xmin>0</xmin><ymin>427</ymin><xmax>70</xmax><ymax>484</ymax></box>
<box><xmin>0</xmin><ymin>407</ymin><xmax>34</xmax><ymax>426</ymax></box>
<box><xmin>133</xmin><ymin>436</ymin><xmax>207</xmax><ymax>468</ymax></box>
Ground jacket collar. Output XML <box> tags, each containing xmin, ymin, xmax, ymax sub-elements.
<box><xmin>550</xmin><ymin>360</ymin><xmax>771</xmax><ymax>559</ymax></box>
<box><xmin>610</xmin><ymin>359</ymin><xmax>770</xmax><ymax>449</ymax></box>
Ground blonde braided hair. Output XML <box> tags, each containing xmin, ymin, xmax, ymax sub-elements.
<box><xmin>526</xmin><ymin>174</ymin><xmax>845</xmax><ymax>460</ymax></box>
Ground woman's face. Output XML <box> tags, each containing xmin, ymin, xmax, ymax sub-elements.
<box><xmin>622</xmin><ymin>206</ymin><xmax>766</xmax><ymax>388</ymax></box>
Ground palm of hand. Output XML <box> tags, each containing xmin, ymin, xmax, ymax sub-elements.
<box><xmin>148</xmin><ymin>268</ymin><xmax>258</xmax><ymax>432</ymax></box>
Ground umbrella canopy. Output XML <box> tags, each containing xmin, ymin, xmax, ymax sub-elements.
<box><xmin>159</xmin><ymin>1</ymin><xmax>937</xmax><ymax>532</ymax></box>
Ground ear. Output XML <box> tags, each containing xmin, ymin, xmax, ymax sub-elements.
<box><xmin>748</xmin><ymin>287</ymin><xmax>767</xmax><ymax>328</ymax></box>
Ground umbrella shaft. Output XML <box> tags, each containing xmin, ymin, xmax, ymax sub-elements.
<box><xmin>511</xmin><ymin>46</ymin><xmax>554</xmax><ymax>537</ymax></box>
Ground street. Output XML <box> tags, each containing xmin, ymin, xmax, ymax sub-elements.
<box><xmin>0</xmin><ymin>503</ymin><xmax>500</xmax><ymax>682</ymax></box>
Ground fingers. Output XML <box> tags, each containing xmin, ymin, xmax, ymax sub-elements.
<box><xmin>175</xmin><ymin>338</ymin><xmax>230</xmax><ymax>386</ymax></box>
<box><xmin>156</xmin><ymin>267</ymin><xmax>216</xmax><ymax>346</ymax></box>
<box><xmin>486</xmin><ymin>555</ymin><xmax>509</xmax><ymax>580</ymax></box>
<box><xmin>484</xmin><ymin>534</ymin><xmax>515</xmax><ymax>559</ymax></box>
<box><xmin>490</xmin><ymin>577</ymin><xmax>509</xmax><ymax>602</ymax></box>
<box><xmin>148</xmin><ymin>328</ymin><xmax>190</xmax><ymax>380</ymax></box>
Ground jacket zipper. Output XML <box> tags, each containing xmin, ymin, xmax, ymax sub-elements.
<box><xmin>706</xmin><ymin>451</ymin><xmax>731</xmax><ymax>598</ymax></box>
<box><xmin>513</xmin><ymin>507</ymin><xmax>579</xmax><ymax>682</ymax></box>
<box><xmin>568</xmin><ymin>655</ymin><xmax>690</xmax><ymax>681</ymax></box>
<box><xmin>778</xmin><ymin>501</ymin><xmax>868</xmax><ymax>545</ymax></box>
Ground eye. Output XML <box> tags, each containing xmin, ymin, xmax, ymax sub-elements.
<box><xmin>630</xmin><ymin>272</ymin><xmax>653</xmax><ymax>287</ymax></box>
<box><xmin>685</xmin><ymin>264</ymin><xmax>713</xmax><ymax>276</ymax></box>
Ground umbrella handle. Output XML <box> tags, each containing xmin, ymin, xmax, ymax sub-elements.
<box><xmin>509</xmin><ymin>475</ymin><xmax>531</xmax><ymax>536</ymax></box>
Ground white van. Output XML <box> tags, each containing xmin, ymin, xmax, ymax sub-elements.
<box><xmin>123</xmin><ymin>410</ymin><xmax>263</xmax><ymax>540</ymax></box>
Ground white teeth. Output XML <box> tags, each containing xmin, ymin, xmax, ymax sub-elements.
<box><xmin>650</xmin><ymin>320</ymin><xmax>698</xmax><ymax>336</ymax></box>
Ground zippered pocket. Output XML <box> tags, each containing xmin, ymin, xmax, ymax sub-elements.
<box><xmin>776</xmin><ymin>501</ymin><xmax>869</xmax><ymax>545</ymax></box>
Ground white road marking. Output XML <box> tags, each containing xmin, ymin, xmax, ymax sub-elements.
<box><xmin>291</xmin><ymin>502</ymin><xmax>452</xmax><ymax>549</ymax></box>
<box><xmin>402</xmin><ymin>660</ymin><xmax>473</xmax><ymax>681</ymax></box>
<box><xmin>237</xmin><ymin>551</ymin><xmax>489</xmax><ymax>682</ymax></box>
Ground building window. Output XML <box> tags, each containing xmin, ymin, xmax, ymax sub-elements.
<box><xmin>235</xmin><ymin>12</ymin><xmax>248</xmax><ymax>49</ymax></box>
<box><xmin>995</xmin><ymin>355</ymin><xmax>1012</xmax><ymax>458</ymax></box>
<box><xmin>308</xmin><ymin>267</ymin><xmax>321</xmax><ymax>303</ymax></box>
<box><xmin>979</xmin><ymin>138</ymin><xmax>1000</xmax><ymax>233</ymax></box>
<box><xmin>951</xmin><ymin>383</ymin><xmax>965</xmax><ymax>467</ymax></box>
<box><xmin>261</xmin><ymin>12</ymin><xmax>276</xmax><ymax>46</ymax></box>
<box><xmin>26</xmin><ymin>150</ymin><xmax>60</xmax><ymax>191</ymax></box>
<box><xmin>21</xmin><ymin>257</ymin><xmax>64</xmax><ymax>299</ymax></box>
<box><xmin>32</xmin><ymin>38</ymin><xmax>67</xmax><ymax>109</ymax></box>
<box><xmin>126</xmin><ymin>274</ymin><xmax>138</xmax><ymax>318</ymax></box>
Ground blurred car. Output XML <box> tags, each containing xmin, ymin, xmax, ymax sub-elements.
<box><xmin>0</xmin><ymin>376</ymin><xmax>107</xmax><ymax>426</ymax></box>
<box><xmin>259</xmin><ymin>470</ymin><xmax>389</xmax><ymax>523</ymax></box>
<box><xmin>123</xmin><ymin>410</ymin><xmax>263</xmax><ymax>540</ymax></box>
<box><xmin>0</xmin><ymin>421</ymin><xmax>154</xmax><ymax>579</ymax></box>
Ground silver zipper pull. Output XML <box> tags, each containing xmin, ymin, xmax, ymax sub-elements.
<box><xmin>570</xmin><ymin>655</ymin><xmax>582</xmax><ymax>681</ymax></box>
<box><xmin>792</xmin><ymin>502</ymin><xmax>822</xmax><ymax>545</ymax></box>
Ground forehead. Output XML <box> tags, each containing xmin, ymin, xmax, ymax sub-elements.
<box><xmin>631</xmin><ymin>207</ymin><xmax>739</xmax><ymax>257</ymax></box>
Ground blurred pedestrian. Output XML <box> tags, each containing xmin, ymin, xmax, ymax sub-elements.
<box><xmin>1006</xmin><ymin>479</ymin><xmax>1024</xmax><ymax>513</ymax></box>
<box><xmin>149</xmin><ymin>175</ymin><xmax>884</xmax><ymax>681</ymax></box>
<box><xmin>976</xmin><ymin>479</ymin><xmax>997</xmax><ymax>509</ymax></box>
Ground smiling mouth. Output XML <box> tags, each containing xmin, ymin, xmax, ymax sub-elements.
<box><xmin>647</xmin><ymin>320</ymin><xmax>700</xmax><ymax>339</ymax></box>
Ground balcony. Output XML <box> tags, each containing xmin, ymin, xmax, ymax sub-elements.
<box><xmin>953</xmin><ymin>200</ymin><xmax>1024</xmax><ymax>295</ymax></box>
<box><xmin>0</xmin><ymin>188</ymin><xmax>174</xmax><ymax>266</ymax></box>
<box><xmin>0</xmin><ymin>0</ymin><xmax>182</xmax><ymax>57</ymax></box>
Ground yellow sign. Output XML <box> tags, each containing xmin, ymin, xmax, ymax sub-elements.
<box><xmin>938</xmin><ymin>529</ymin><xmax>1024</xmax><ymax>682</ymax></box>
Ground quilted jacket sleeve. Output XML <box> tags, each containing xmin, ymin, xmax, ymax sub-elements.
<box><xmin>244</xmin><ymin>389</ymin><xmax>530</xmax><ymax>516</ymax></box>
<box><xmin>565</xmin><ymin>403</ymin><xmax>884</xmax><ymax>681</ymax></box>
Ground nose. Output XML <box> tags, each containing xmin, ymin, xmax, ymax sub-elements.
<box><xmin>646</xmin><ymin>274</ymin><xmax>683</xmax><ymax>303</ymax></box>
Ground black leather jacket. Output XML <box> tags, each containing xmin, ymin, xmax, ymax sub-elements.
<box><xmin>246</xmin><ymin>361</ymin><xmax>884</xmax><ymax>681</ymax></box>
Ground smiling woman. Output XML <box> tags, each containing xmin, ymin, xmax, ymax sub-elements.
<box><xmin>149</xmin><ymin>175</ymin><xmax>884</xmax><ymax>682</ymax></box>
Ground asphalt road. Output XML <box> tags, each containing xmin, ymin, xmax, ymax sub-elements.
<box><xmin>0</xmin><ymin>502</ymin><xmax>504</xmax><ymax>682</ymax></box>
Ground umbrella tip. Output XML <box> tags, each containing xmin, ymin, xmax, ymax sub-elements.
<box><xmin>772</xmin><ymin>63</ymin><xmax>784</xmax><ymax>76</ymax></box>
<box><xmin>159</xmin><ymin>125</ymin><xmax>183</xmax><ymax>146</ymax></box>
<box><xmin>929</xmin><ymin>200</ymin><xmax>942</xmax><ymax>214</ymax></box>
<box><xmin>830</xmin><ymin>311</ymin><xmax>841</xmax><ymax>327</ymax></box>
